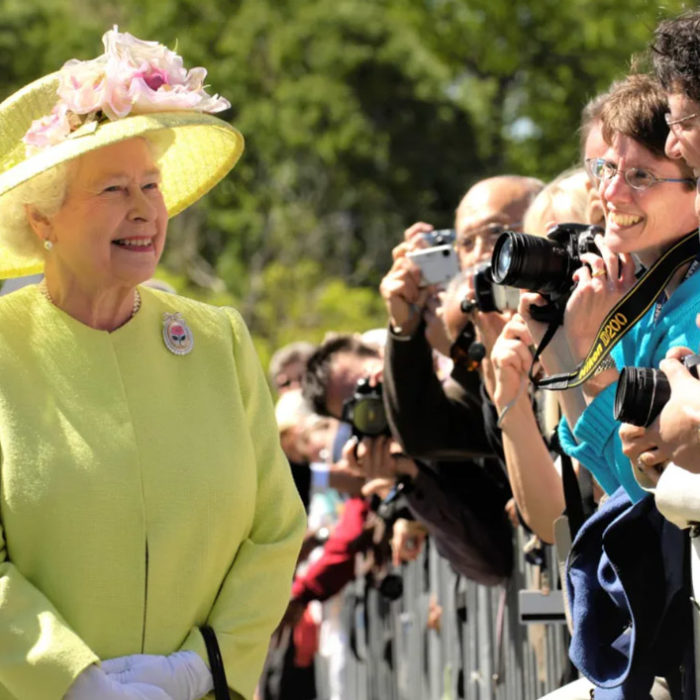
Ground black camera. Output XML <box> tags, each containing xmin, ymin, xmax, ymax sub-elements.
<box><xmin>341</xmin><ymin>378</ymin><xmax>390</xmax><ymax>438</ymax></box>
<box><xmin>613</xmin><ymin>354</ymin><xmax>700</xmax><ymax>427</ymax></box>
<box><xmin>462</xmin><ymin>262</ymin><xmax>521</xmax><ymax>314</ymax></box>
<box><xmin>490</xmin><ymin>223</ymin><xmax>602</xmax><ymax>323</ymax></box>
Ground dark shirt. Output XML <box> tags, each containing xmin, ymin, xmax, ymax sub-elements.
<box><xmin>383</xmin><ymin>321</ymin><xmax>494</xmax><ymax>460</ymax></box>
<box><xmin>383</xmin><ymin>323</ymin><xmax>514</xmax><ymax>580</ymax></box>
<box><xmin>406</xmin><ymin>461</ymin><xmax>513</xmax><ymax>583</ymax></box>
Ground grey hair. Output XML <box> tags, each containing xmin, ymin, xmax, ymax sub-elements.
<box><xmin>0</xmin><ymin>161</ymin><xmax>73</xmax><ymax>260</ymax></box>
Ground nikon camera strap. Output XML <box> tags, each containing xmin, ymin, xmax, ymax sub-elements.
<box><xmin>532</xmin><ymin>228</ymin><xmax>700</xmax><ymax>391</ymax></box>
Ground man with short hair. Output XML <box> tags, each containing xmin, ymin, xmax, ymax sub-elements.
<box><xmin>653</xmin><ymin>11</ymin><xmax>700</xmax><ymax>175</ymax></box>
<box><xmin>381</xmin><ymin>175</ymin><xmax>543</xmax><ymax>462</ymax></box>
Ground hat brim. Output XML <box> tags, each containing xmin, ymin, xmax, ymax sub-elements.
<box><xmin>0</xmin><ymin>74</ymin><xmax>244</xmax><ymax>279</ymax></box>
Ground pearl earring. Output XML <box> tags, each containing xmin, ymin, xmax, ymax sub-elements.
<box><xmin>43</xmin><ymin>240</ymin><xmax>53</xmax><ymax>251</ymax></box>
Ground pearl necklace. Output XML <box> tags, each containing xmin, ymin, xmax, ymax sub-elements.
<box><xmin>39</xmin><ymin>280</ymin><xmax>142</xmax><ymax>320</ymax></box>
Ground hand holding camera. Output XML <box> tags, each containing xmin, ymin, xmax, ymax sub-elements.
<box><xmin>563</xmin><ymin>237</ymin><xmax>636</xmax><ymax>366</ymax></box>
<box><xmin>380</xmin><ymin>252</ymin><xmax>434</xmax><ymax>337</ymax></box>
<box><xmin>490</xmin><ymin>314</ymin><xmax>537</xmax><ymax>414</ymax></box>
<box><xmin>619</xmin><ymin>348</ymin><xmax>700</xmax><ymax>477</ymax></box>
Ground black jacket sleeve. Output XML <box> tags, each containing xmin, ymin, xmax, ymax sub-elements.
<box><xmin>383</xmin><ymin>323</ymin><xmax>494</xmax><ymax>460</ymax></box>
<box><xmin>405</xmin><ymin>460</ymin><xmax>513</xmax><ymax>584</ymax></box>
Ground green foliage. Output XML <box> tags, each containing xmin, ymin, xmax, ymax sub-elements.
<box><xmin>0</xmin><ymin>0</ymin><xmax>693</xmax><ymax>355</ymax></box>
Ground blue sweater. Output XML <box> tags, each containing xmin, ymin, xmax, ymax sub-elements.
<box><xmin>559</xmin><ymin>268</ymin><xmax>700</xmax><ymax>502</ymax></box>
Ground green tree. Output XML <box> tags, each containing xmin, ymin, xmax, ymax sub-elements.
<box><xmin>0</xmin><ymin>0</ymin><xmax>692</xmax><ymax>354</ymax></box>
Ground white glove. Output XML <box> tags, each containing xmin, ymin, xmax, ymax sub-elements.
<box><xmin>102</xmin><ymin>651</ymin><xmax>214</xmax><ymax>700</ymax></box>
<box><xmin>64</xmin><ymin>664</ymin><xmax>172</xmax><ymax>700</ymax></box>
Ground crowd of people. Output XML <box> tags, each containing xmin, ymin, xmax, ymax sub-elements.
<box><xmin>263</xmin><ymin>10</ymin><xmax>700</xmax><ymax>700</ymax></box>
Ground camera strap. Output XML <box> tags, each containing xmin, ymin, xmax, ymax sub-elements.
<box><xmin>531</xmin><ymin>228</ymin><xmax>700</xmax><ymax>391</ymax></box>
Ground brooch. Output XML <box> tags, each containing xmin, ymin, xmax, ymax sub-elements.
<box><xmin>162</xmin><ymin>312</ymin><xmax>194</xmax><ymax>355</ymax></box>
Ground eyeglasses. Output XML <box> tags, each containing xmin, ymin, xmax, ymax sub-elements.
<box><xmin>456</xmin><ymin>222</ymin><xmax>522</xmax><ymax>251</ymax></box>
<box><xmin>585</xmin><ymin>158</ymin><xmax>694</xmax><ymax>191</ymax></box>
<box><xmin>664</xmin><ymin>112</ymin><xmax>699</xmax><ymax>132</ymax></box>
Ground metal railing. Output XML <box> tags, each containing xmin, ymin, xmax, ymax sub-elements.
<box><xmin>314</xmin><ymin>531</ymin><xmax>570</xmax><ymax>700</ymax></box>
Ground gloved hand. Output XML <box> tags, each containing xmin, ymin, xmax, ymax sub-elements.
<box><xmin>102</xmin><ymin>650</ymin><xmax>214</xmax><ymax>700</ymax></box>
<box><xmin>64</xmin><ymin>664</ymin><xmax>171</xmax><ymax>699</ymax></box>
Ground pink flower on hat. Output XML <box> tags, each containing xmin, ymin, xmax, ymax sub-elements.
<box><xmin>23</xmin><ymin>27</ymin><xmax>231</xmax><ymax>154</ymax></box>
<box><xmin>23</xmin><ymin>103</ymin><xmax>81</xmax><ymax>156</ymax></box>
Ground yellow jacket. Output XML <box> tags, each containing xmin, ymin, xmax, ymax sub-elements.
<box><xmin>0</xmin><ymin>285</ymin><xmax>306</xmax><ymax>700</ymax></box>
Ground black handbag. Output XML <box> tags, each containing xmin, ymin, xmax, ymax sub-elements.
<box><xmin>200</xmin><ymin>625</ymin><xmax>229</xmax><ymax>700</ymax></box>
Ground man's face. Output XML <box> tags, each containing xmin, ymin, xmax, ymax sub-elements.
<box><xmin>454</xmin><ymin>184</ymin><xmax>524</xmax><ymax>270</ymax></box>
<box><xmin>325</xmin><ymin>353</ymin><xmax>383</xmax><ymax>419</ymax></box>
<box><xmin>665</xmin><ymin>91</ymin><xmax>700</xmax><ymax>171</ymax></box>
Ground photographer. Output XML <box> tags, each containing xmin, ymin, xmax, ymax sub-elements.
<box><xmin>300</xmin><ymin>334</ymin><xmax>513</xmax><ymax>583</ymax></box>
<box><xmin>381</xmin><ymin>175</ymin><xmax>543</xmax><ymax>462</ymax></box>
<box><xmin>490</xmin><ymin>169</ymin><xmax>595</xmax><ymax>544</ymax></box>
<box><xmin>517</xmin><ymin>75</ymin><xmax>699</xmax><ymax>698</ymax></box>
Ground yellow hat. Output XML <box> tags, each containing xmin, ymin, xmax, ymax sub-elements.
<box><xmin>0</xmin><ymin>27</ymin><xmax>244</xmax><ymax>278</ymax></box>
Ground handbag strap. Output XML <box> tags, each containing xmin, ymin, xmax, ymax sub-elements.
<box><xmin>200</xmin><ymin>625</ymin><xmax>229</xmax><ymax>700</ymax></box>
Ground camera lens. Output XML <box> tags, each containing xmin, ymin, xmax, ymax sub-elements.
<box><xmin>494</xmin><ymin>237</ymin><xmax>513</xmax><ymax>282</ymax></box>
<box><xmin>491</xmin><ymin>232</ymin><xmax>574</xmax><ymax>297</ymax></box>
<box><xmin>352</xmin><ymin>397</ymin><xmax>388</xmax><ymax>436</ymax></box>
<box><xmin>614</xmin><ymin>367</ymin><xmax>670</xmax><ymax>427</ymax></box>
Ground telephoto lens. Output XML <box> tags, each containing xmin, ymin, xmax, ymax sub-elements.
<box><xmin>614</xmin><ymin>354</ymin><xmax>700</xmax><ymax>427</ymax></box>
<box><xmin>491</xmin><ymin>223</ymin><xmax>601</xmax><ymax>299</ymax></box>
<box><xmin>491</xmin><ymin>232</ymin><xmax>577</xmax><ymax>297</ymax></box>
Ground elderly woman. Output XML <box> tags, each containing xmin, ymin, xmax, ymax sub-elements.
<box><xmin>520</xmin><ymin>74</ymin><xmax>698</xmax><ymax>698</ymax></box>
<box><xmin>0</xmin><ymin>29</ymin><xmax>305</xmax><ymax>700</ymax></box>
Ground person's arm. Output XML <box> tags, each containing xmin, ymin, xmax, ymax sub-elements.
<box><xmin>405</xmin><ymin>462</ymin><xmax>513</xmax><ymax>584</ymax></box>
<box><xmin>490</xmin><ymin>314</ymin><xmax>565</xmax><ymax>543</ymax></box>
<box><xmin>0</xmin><ymin>516</ymin><xmax>100</xmax><ymax>698</ymax></box>
<box><xmin>354</xmin><ymin>436</ymin><xmax>512</xmax><ymax>584</ymax></box>
<box><xmin>383</xmin><ymin>323</ymin><xmax>492</xmax><ymax>459</ymax></box>
<box><xmin>179</xmin><ymin>310</ymin><xmax>306</xmax><ymax>700</ymax></box>
<box><xmin>620</xmin><ymin>348</ymin><xmax>700</xmax><ymax>479</ymax></box>
<box><xmin>290</xmin><ymin>497</ymin><xmax>369</xmax><ymax>604</ymax></box>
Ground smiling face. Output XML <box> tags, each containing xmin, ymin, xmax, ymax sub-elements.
<box><xmin>38</xmin><ymin>137</ymin><xmax>168</xmax><ymax>296</ymax></box>
<box><xmin>599</xmin><ymin>133</ymin><xmax>697</xmax><ymax>264</ymax></box>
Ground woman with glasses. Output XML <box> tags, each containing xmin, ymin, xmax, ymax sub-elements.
<box><xmin>520</xmin><ymin>74</ymin><xmax>699</xmax><ymax>699</ymax></box>
<box><xmin>523</xmin><ymin>74</ymin><xmax>698</xmax><ymax>501</ymax></box>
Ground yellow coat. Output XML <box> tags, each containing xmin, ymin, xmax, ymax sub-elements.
<box><xmin>0</xmin><ymin>285</ymin><xmax>306</xmax><ymax>700</ymax></box>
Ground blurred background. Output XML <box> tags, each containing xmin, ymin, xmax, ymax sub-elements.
<box><xmin>1</xmin><ymin>0</ymin><xmax>688</xmax><ymax>369</ymax></box>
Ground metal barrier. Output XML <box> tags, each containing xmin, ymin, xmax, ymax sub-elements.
<box><xmin>314</xmin><ymin>530</ymin><xmax>570</xmax><ymax>700</ymax></box>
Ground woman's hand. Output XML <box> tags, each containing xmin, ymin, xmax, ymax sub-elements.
<box><xmin>490</xmin><ymin>313</ymin><xmax>535</xmax><ymax>412</ymax></box>
<box><xmin>620</xmin><ymin>348</ymin><xmax>700</xmax><ymax>477</ymax></box>
<box><xmin>563</xmin><ymin>235</ymin><xmax>636</xmax><ymax>364</ymax></box>
<box><xmin>64</xmin><ymin>664</ymin><xmax>171</xmax><ymax>700</ymax></box>
<box><xmin>101</xmin><ymin>652</ymin><xmax>213</xmax><ymax>700</ymax></box>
